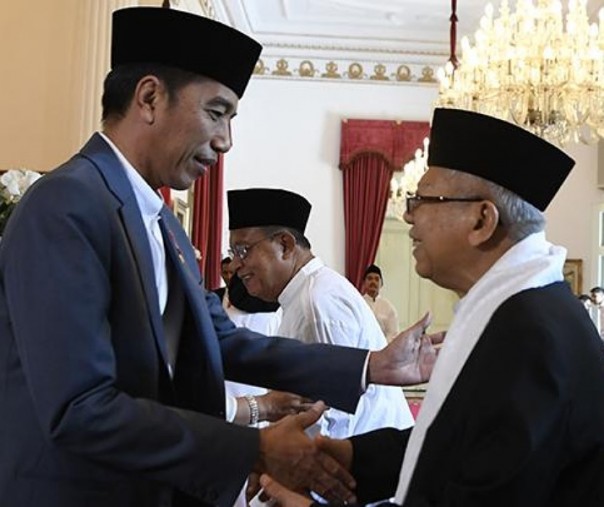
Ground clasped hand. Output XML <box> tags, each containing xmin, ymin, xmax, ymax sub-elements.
<box><xmin>255</xmin><ymin>401</ymin><xmax>357</xmax><ymax>504</ymax></box>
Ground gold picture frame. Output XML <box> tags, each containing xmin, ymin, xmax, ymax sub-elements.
<box><xmin>563</xmin><ymin>258</ymin><xmax>583</xmax><ymax>295</ymax></box>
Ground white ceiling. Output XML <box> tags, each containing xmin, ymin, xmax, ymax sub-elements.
<box><xmin>212</xmin><ymin>0</ymin><xmax>604</xmax><ymax>66</ymax></box>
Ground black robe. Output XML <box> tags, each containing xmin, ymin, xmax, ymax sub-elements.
<box><xmin>351</xmin><ymin>282</ymin><xmax>604</xmax><ymax>507</ymax></box>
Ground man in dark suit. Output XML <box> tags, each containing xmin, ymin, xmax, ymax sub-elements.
<box><xmin>0</xmin><ymin>7</ymin><xmax>440</xmax><ymax>507</ymax></box>
<box><xmin>259</xmin><ymin>109</ymin><xmax>604</xmax><ymax>506</ymax></box>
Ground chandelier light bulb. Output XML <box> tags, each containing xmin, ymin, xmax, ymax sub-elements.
<box><xmin>435</xmin><ymin>0</ymin><xmax>604</xmax><ymax>146</ymax></box>
<box><xmin>387</xmin><ymin>138</ymin><xmax>430</xmax><ymax>222</ymax></box>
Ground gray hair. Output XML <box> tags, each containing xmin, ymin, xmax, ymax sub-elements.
<box><xmin>448</xmin><ymin>169</ymin><xmax>545</xmax><ymax>243</ymax></box>
<box><xmin>260</xmin><ymin>225</ymin><xmax>312</xmax><ymax>250</ymax></box>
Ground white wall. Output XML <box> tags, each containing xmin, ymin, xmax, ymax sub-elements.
<box><xmin>223</xmin><ymin>75</ymin><xmax>604</xmax><ymax>289</ymax></box>
<box><xmin>223</xmin><ymin>77</ymin><xmax>438</xmax><ymax>273</ymax></box>
<box><xmin>545</xmin><ymin>142</ymin><xmax>604</xmax><ymax>290</ymax></box>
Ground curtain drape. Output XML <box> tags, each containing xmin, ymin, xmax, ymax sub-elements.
<box><xmin>191</xmin><ymin>156</ymin><xmax>224</xmax><ymax>290</ymax></box>
<box><xmin>343</xmin><ymin>153</ymin><xmax>393</xmax><ymax>290</ymax></box>
<box><xmin>159</xmin><ymin>187</ymin><xmax>172</xmax><ymax>208</ymax></box>
<box><xmin>340</xmin><ymin>119</ymin><xmax>430</xmax><ymax>290</ymax></box>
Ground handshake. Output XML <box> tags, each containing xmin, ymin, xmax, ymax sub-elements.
<box><xmin>252</xmin><ymin>400</ymin><xmax>356</xmax><ymax>506</ymax></box>
<box><xmin>251</xmin><ymin>314</ymin><xmax>445</xmax><ymax>507</ymax></box>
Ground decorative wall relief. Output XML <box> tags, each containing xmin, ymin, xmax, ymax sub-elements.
<box><xmin>253</xmin><ymin>55</ymin><xmax>439</xmax><ymax>86</ymax></box>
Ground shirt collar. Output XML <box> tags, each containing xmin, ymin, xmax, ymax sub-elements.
<box><xmin>278</xmin><ymin>257</ymin><xmax>323</xmax><ymax>308</ymax></box>
<box><xmin>98</xmin><ymin>132</ymin><xmax>164</xmax><ymax>219</ymax></box>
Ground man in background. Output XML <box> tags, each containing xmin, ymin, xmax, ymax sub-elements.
<box><xmin>590</xmin><ymin>286</ymin><xmax>604</xmax><ymax>337</ymax></box>
<box><xmin>213</xmin><ymin>255</ymin><xmax>234</xmax><ymax>302</ymax></box>
<box><xmin>228</xmin><ymin>188</ymin><xmax>416</xmax><ymax>442</ymax></box>
<box><xmin>362</xmin><ymin>264</ymin><xmax>399</xmax><ymax>342</ymax></box>
<box><xmin>258</xmin><ymin>108</ymin><xmax>604</xmax><ymax>507</ymax></box>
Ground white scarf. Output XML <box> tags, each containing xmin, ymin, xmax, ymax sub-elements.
<box><xmin>394</xmin><ymin>232</ymin><xmax>566</xmax><ymax>504</ymax></box>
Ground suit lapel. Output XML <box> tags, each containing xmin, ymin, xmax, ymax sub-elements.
<box><xmin>79</xmin><ymin>134</ymin><xmax>171</xmax><ymax>371</ymax></box>
<box><xmin>159</xmin><ymin>206</ymin><xmax>226</xmax><ymax>415</ymax></box>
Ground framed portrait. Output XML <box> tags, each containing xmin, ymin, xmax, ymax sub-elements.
<box><xmin>172</xmin><ymin>196</ymin><xmax>191</xmax><ymax>236</ymax></box>
<box><xmin>563</xmin><ymin>258</ymin><xmax>583</xmax><ymax>295</ymax></box>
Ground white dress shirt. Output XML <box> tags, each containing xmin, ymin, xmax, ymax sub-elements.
<box><xmin>364</xmin><ymin>293</ymin><xmax>399</xmax><ymax>342</ymax></box>
<box><xmin>99</xmin><ymin>133</ymin><xmax>167</xmax><ymax>313</ymax></box>
<box><xmin>278</xmin><ymin>257</ymin><xmax>414</xmax><ymax>438</ymax></box>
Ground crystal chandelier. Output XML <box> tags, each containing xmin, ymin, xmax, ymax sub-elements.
<box><xmin>387</xmin><ymin>138</ymin><xmax>430</xmax><ymax>221</ymax></box>
<box><xmin>435</xmin><ymin>0</ymin><xmax>604</xmax><ymax>146</ymax></box>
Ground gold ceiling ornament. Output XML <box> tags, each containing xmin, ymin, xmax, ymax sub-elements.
<box><xmin>253</xmin><ymin>59</ymin><xmax>267</xmax><ymax>75</ymax></box>
<box><xmin>388</xmin><ymin>138</ymin><xmax>430</xmax><ymax>222</ymax></box>
<box><xmin>370</xmin><ymin>63</ymin><xmax>389</xmax><ymax>80</ymax></box>
<box><xmin>272</xmin><ymin>59</ymin><xmax>292</xmax><ymax>76</ymax></box>
<box><xmin>396</xmin><ymin>65</ymin><xmax>412</xmax><ymax>81</ymax></box>
<box><xmin>322</xmin><ymin>61</ymin><xmax>341</xmax><ymax>78</ymax></box>
<box><xmin>346</xmin><ymin>63</ymin><xmax>364</xmax><ymax>79</ymax></box>
<box><xmin>436</xmin><ymin>0</ymin><xmax>604</xmax><ymax>146</ymax></box>
<box><xmin>298</xmin><ymin>60</ymin><xmax>316</xmax><ymax>77</ymax></box>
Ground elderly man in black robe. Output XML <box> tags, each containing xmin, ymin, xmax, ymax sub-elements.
<box><xmin>259</xmin><ymin>108</ymin><xmax>604</xmax><ymax>507</ymax></box>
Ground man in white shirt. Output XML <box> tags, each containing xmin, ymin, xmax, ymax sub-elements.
<box><xmin>228</xmin><ymin>188</ymin><xmax>415</xmax><ymax>441</ymax></box>
<box><xmin>362</xmin><ymin>264</ymin><xmax>399</xmax><ymax>342</ymax></box>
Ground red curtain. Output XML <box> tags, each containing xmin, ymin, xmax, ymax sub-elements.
<box><xmin>343</xmin><ymin>153</ymin><xmax>393</xmax><ymax>289</ymax></box>
<box><xmin>340</xmin><ymin>119</ymin><xmax>430</xmax><ymax>289</ymax></box>
<box><xmin>191</xmin><ymin>156</ymin><xmax>224</xmax><ymax>290</ymax></box>
<box><xmin>159</xmin><ymin>187</ymin><xmax>172</xmax><ymax>208</ymax></box>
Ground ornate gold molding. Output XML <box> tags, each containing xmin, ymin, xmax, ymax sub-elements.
<box><xmin>253</xmin><ymin>56</ymin><xmax>438</xmax><ymax>84</ymax></box>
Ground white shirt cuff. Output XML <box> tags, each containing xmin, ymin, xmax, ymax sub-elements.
<box><xmin>360</xmin><ymin>351</ymin><xmax>371</xmax><ymax>392</ymax></box>
<box><xmin>225</xmin><ymin>394</ymin><xmax>237</xmax><ymax>423</ymax></box>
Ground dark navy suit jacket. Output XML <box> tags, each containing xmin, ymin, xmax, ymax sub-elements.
<box><xmin>0</xmin><ymin>134</ymin><xmax>367</xmax><ymax>507</ymax></box>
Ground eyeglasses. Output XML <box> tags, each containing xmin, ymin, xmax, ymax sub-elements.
<box><xmin>405</xmin><ymin>192</ymin><xmax>484</xmax><ymax>214</ymax></box>
<box><xmin>228</xmin><ymin>233</ymin><xmax>279</xmax><ymax>261</ymax></box>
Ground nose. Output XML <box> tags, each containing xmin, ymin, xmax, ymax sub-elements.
<box><xmin>211</xmin><ymin>122</ymin><xmax>233</xmax><ymax>154</ymax></box>
<box><xmin>403</xmin><ymin>209</ymin><xmax>414</xmax><ymax>225</ymax></box>
<box><xmin>230</xmin><ymin>255</ymin><xmax>243</xmax><ymax>271</ymax></box>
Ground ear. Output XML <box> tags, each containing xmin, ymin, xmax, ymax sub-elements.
<box><xmin>132</xmin><ymin>75</ymin><xmax>165</xmax><ymax>125</ymax></box>
<box><xmin>468</xmin><ymin>201</ymin><xmax>500</xmax><ymax>247</ymax></box>
<box><xmin>278</xmin><ymin>231</ymin><xmax>298</xmax><ymax>259</ymax></box>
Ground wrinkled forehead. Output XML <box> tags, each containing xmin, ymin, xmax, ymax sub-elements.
<box><xmin>418</xmin><ymin>166</ymin><xmax>456</xmax><ymax>191</ymax></box>
<box><xmin>419</xmin><ymin>166</ymin><xmax>482</xmax><ymax>193</ymax></box>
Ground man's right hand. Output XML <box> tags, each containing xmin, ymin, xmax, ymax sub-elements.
<box><xmin>256</xmin><ymin>401</ymin><xmax>357</xmax><ymax>504</ymax></box>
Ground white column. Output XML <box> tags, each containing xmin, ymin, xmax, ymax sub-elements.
<box><xmin>73</xmin><ymin>0</ymin><xmax>137</xmax><ymax>147</ymax></box>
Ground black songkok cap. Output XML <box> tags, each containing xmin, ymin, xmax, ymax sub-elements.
<box><xmin>228</xmin><ymin>188</ymin><xmax>312</xmax><ymax>233</ymax></box>
<box><xmin>364</xmin><ymin>264</ymin><xmax>382</xmax><ymax>279</ymax></box>
<box><xmin>427</xmin><ymin>108</ymin><xmax>575</xmax><ymax>211</ymax></box>
<box><xmin>111</xmin><ymin>8</ymin><xmax>262</xmax><ymax>98</ymax></box>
